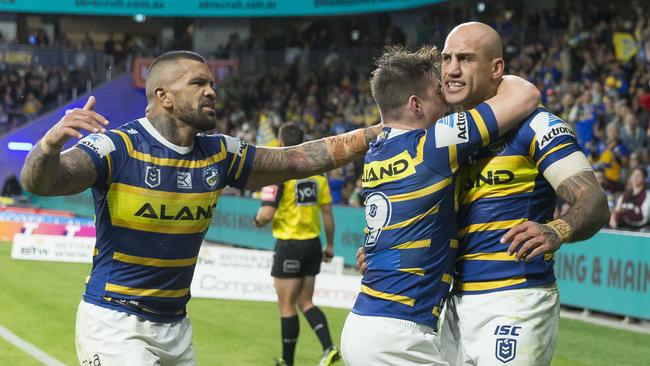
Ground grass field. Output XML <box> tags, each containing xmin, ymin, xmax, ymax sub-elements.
<box><xmin>1</xmin><ymin>243</ymin><xmax>649</xmax><ymax>365</ymax></box>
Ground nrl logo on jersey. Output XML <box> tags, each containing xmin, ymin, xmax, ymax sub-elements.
<box><xmin>495</xmin><ymin>338</ymin><xmax>517</xmax><ymax>363</ymax></box>
<box><xmin>530</xmin><ymin>112</ymin><xmax>575</xmax><ymax>150</ymax></box>
<box><xmin>494</xmin><ymin>325</ymin><xmax>521</xmax><ymax>363</ymax></box>
<box><xmin>144</xmin><ymin>166</ymin><xmax>161</xmax><ymax>188</ymax></box>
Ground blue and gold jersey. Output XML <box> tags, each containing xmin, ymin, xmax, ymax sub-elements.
<box><xmin>76</xmin><ymin>118</ymin><xmax>255</xmax><ymax>322</ymax></box>
<box><xmin>352</xmin><ymin>103</ymin><xmax>498</xmax><ymax>330</ymax></box>
<box><xmin>456</xmin><ymin>107</ymin><xmax>581</xmax><ymax>294</ymax></box>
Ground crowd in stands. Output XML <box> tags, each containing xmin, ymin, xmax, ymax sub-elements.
<box><xmin>1</xmin><ymin>2</ymin><xmax>650</xmax><ymax>231</ymax></box>
<box><xmin>0</xmin><ymin>64</ymin><xmax>96</xmax><ymax>134</ymax></box>
<box><xmin>0</xmin><ymin>27</ymin><xmax>156</xmax><ymax>134</ymax></box>
<box><xmin>214</xmin><ymin>3</ymin><xmax>650</xmax><ymax>231</ymax></box>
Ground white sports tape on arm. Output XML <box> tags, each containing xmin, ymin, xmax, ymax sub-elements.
<box><xmin>542</xmin><ymin>151</ymin><xmax>593</xmax><ymax>191</ymax></box>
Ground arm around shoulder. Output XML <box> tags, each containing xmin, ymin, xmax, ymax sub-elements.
<box><xmin>484</xmin><ymin>75</ymin><xmax>541</xmax><ymax>135</ymax></box>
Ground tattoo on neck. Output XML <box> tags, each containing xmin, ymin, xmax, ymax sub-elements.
<box><xmin>149</xmin><ymin>115</ymin><xmax>182</xmax><ymax>145</ymax></box>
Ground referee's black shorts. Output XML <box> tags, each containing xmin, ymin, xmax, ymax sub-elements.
<box><xmin>271</xmin><ymin>237</ymin><xmax>322</xmax><ymax>278</ymax></box>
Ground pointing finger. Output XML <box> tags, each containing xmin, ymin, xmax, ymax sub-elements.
<box><xmin>82</xmin><ymin>96</ymin><xmax>96</xmax><ymax>111</ymax></box>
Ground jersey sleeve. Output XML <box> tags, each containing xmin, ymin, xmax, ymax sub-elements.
<box><xmin>527</xmin><ymin>110</ymin><xmax>583</xmax><ymax>174</ymax></box>
<box><xmin>222</xmin><ymin>135</ymin><xmax>257</xmax><ymax>189</ymax></box>
<box><xmin>423</xmin><ymin>102</ymin><xmax>499</xmax><ymax>172</ymax></box>
<box><xmin>260</xmin><ymin>183</ymin><xmax>284</xmax><ymax>208</ymax></box>
<box><xmin>75</xmin><ymin>131</ymin><xmax>121</xmax><ymax>190</ymax></box>
<box><xmin>318</xmin><ymin>176</ymin><xmax>333</xmax><ymax>206</ymax></box>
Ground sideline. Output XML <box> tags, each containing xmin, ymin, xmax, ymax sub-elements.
<box><xmin>0</xmin><ymin>324</ymin><xmax>67</xmax><ymax>366</ymax></box>
<box><xmin>561</xmin><ymin>309</ymin><xmax>650</xmax><ymax>335</ymax></box>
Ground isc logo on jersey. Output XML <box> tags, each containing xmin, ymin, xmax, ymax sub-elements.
<box><xmin>530</xmin><ymin>112</ymin><xmax>575</xmax><ymax>149</ymax></box>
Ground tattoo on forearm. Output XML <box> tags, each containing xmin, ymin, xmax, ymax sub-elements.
<box><xmin>250</xmin><ymin>126</ymin><xmax>381</xmax><ymax>189</ymax></box>
<box><xmin>556</xmin><ymin>171</ymin><xmax>609</xmax><ymax>242</ymax></box>
<box><xmin>251</xmin><ymin>140</ymin><xmax>335</xmax><ymax>183</ymax></box>
<box><xmin>325</xmin><ymin>127</ymin><xmax>379</xmax><ymax>167</ymax></box>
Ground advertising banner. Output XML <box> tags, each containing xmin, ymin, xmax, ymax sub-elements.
<box><xmin>555</xmin><ymin>229</ymin><xmax>650</xmax><ymax>320</ymax></box>
<box><xmin>192</xmin><ymin>245</ymin><xmax>358</xmax><ymax>309</ymax></box>
<box><xmin>0</xmin><ymin>1</ymin><xmax>444</xmax><ymax>17</ymax></box>
<box><xmin>11</xmin><ymin>233</ymin><xmax>96</xmax><ymax>263</ymax></box>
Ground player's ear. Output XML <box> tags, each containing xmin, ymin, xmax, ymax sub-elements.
<box><xmin>155</xmin><ymin>87</ymin><xmax>173</xmax><ymax>108</ymax></box>
<box><xmin>408</xmin><ymin>95</ymin><xmax>422</xmax><ymax>115</ymax></box>
<box><xmin>491</xmin><ymin>58</ymin><xmax>505</xmax><ymax>80</ymax></box>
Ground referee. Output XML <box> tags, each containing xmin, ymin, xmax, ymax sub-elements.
<box><xmin>255</xmin><ymin>122</ymin><xmax>340</xmax><ymax>366</ymax></box>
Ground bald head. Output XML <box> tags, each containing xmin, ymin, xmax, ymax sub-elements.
<box><xmin>446</xmin><ymin>22</ymin><xmax>503</xmax><ymax>60</ymax></box>
<box><xmin>145</xmin><ymin>51</ymin><xmax>206</xmax><ymax>102</ymax></box>
<box><xmin>441</xmin><ymin>22</ymin><xmax>505</xmax><ymax>108</ymax></box>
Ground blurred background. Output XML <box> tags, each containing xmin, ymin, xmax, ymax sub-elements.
<box><xmin>0</xmin><ymin>0</ymin><xmax>649</xmax><ymax>229</ymax></box>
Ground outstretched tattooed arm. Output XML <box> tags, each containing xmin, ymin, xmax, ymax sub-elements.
<box><xmin>245</xmin><ymin>125</ymin><xmax>382</xmax><ymax>190</ymax></box>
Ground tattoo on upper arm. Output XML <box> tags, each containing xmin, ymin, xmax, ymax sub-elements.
<box><xmin>22</xmin><ymin>145</ymin><xmax>97</xmax><ymax>196</ymax></box>
<box><xmin>555</xmin><ymin>171</ymin><xmax>609</xmax><ymax>241</ymax></box>
<box><xmin>57</xmin><ymin>148</ymin><xmax>98</xmax><ymax>194</ymax></box>
<box><xmin>252</xmin><ymin>148</ymin><xmax>285</xmax><ymax>171</ymax></box>
<box><xmin>556</xmin><ymin>171</ymin><xmax>599</xmax><ymax>204</ymax></box>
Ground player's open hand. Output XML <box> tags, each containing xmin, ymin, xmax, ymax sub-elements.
<box><xmin>356</xmin><ymin>246</ymin><xmax>367</xmax><ymax>274</ymax></box>
<box><xmin>41</xmin><ymin>96</ymin><xmax>109</xmax><ymax>152</ymax></box>
<box><xmin>501</xmin><ymin>221</ymin><xmax>562</xmax><ymax>261</ymax></box>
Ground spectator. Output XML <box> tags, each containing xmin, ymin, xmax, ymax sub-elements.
<box><xmin>620</xmin><ymin>113</ymin><xmax>646</xmax><ymax>153</ymax></box>
<box><xmin>596</xmin><ymin>95</ymin><xmax>616</xmax><ymax>137</ymax></box>
<box><xmin>327</xmin><ymin>167</ymin><xmax>346</xmax><ymax>205</ymax></box>
<box><xmin>569</xmin><ymin>88</ymin><xmax>599</xmax><ymax>152</ymax></box>
<box><xmin>22</xmin><ymin>92</ymin><xmax>43</xmax><ymax>119</ymax></box>
<box><xmin>593</xmin><ymin>122</ymin><xmax>630</xmax><ymax>189</ymax></box>
<box><xmin>595</xmin><ymin>167</ymin><xmax>618</xmax><ymax>210</ymax></box>
<box><xmin>609</xmin><ymin>167</ymin><xmax>650</xmax><ymax>230</ymax></box>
